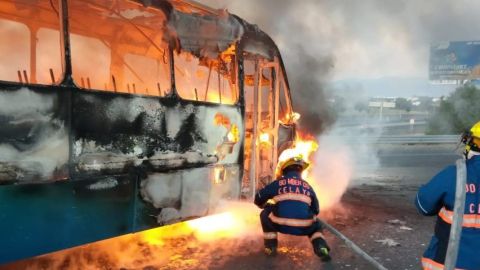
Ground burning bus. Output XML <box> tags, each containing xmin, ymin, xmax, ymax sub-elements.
<box><xmin>0</xmin><ymin>0</ymin><xmax>297</xmax><ymax>264</ymax></box>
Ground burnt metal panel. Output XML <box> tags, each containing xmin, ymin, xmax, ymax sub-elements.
<box><xmin>278</xmin><ymin>123</ymin><xmax>296</xmax><ymax>155</ymax></box>
<box><xmin>135</xmin><ymin>164</ymin><xmax>240</xmax><ymax>228</ymax></box>
<box><xmin>0</xmin><ymin>174</ymin><xmax>137</xmax><ymax>264</ymax></box>
<box><xmin>71</xmin><ymin>90</ymin><xmax>243</xmax><ymax>177</ymax></box>
<box><xmin>169</xmin><ymin>10</ymin><xmax>244</xmax><ymax>57</ymax></box>
<box><xmin>0</xmin><ymin>83</ymin><xmax>70</xmax><ymax>183</ymax></box>
<box><xmin>234</xmin><ymin>14</ymin><xmax>295</xmax><ymax>113</ymax></box>
<box><xmin>0</xmin><ymin>0</ymin><xmax>298</xmax><ymax>263</ymax></box>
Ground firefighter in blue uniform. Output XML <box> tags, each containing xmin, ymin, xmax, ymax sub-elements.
<box><xmin>254</xmin><ymin>155</ymin><xmax>331</xmax><ymax>261</ymax></box>
<box><xmin>415</xmin><ymin>121</ymin><xmax>480</xmax><ymax>270</ymax></box>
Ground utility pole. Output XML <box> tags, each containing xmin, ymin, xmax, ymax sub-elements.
<box><xmin>379</xmin><ymin>98</ymin><xmax>384</xmax><ymax>122</ymax></box>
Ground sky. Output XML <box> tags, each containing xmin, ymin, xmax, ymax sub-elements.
<box><xmin>197</xmin><ymin>0</ymin><xmax>480</xmax><ymax>97</ymax></box>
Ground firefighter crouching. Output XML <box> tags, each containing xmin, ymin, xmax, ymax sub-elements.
<box><xmin>415</xmin><ymin>121</ymin><xmax>480</xmax><ymax>270</ymax></box>
<box><xmin>254</xmin><ymin>155</ymin><xmax>331</xmax><ymax>261</ymax></box>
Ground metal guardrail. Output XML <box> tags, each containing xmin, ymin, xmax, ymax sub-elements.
<box><xmin>336</xmin><ymin>135</ymin><xmax>460</xmax><ymax>144</ymax></box>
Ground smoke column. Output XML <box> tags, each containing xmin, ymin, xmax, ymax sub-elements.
<box><xmin>200</xmin><ymin>0</ymin><xmax>480</xmax><ymax>131</ymax></box>
<box><xmin>199</xmin><ymin>0</ymin><xmax>336</xmax><ymax>134</ymax></box>
<box><xmin>311</xmin><ymin>134</ymin><xmax>353</xmax><ymax>210</ymax></box>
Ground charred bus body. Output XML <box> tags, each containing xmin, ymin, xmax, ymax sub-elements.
<box><xmin>0</xmin><ymin>0</ymin><xmax>296</xmax><ymax>263</ymax></box>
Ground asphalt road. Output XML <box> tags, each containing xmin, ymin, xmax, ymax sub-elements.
<box><xmin>331</xmin><ymin>144</ymin><xmax>459</xmax><ymax>269</ymax></box>
<box><xmin>0</xmin><ymin>144</ymin><xmax>461</xmax><ymax>270</ymax></box>
<box><xmin>356</xmin><ymin>144</ymin><xmax>459</xmax><ymax>185</ymax></box>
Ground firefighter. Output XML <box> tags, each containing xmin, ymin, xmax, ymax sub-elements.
<box><xmin>254</xmin><ymin>155</ymin><xmax>331</xmax><ymax>261</ymax></box>
<box><xmin>415</xmin><ymin>121</ymin><xmax>480</xmax><ymax>270</ymax></box>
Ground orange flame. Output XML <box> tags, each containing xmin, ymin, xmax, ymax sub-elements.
<box><xmin>277</xmin><ymin>128</ymin><xmax>352</xmax><ymax>210</ymax></box>
<box><xmin>259</xmin><ymin>132</ymin><xmax>271</xmax><ymax>145</ymax></box>
<box><xmin>214</xmin><ymin>113</ymin><xmax>231</xmax><ymax>127</ymax></box>
<box><xmin>227</xmin><ymin>124</ymin><xmax>239</xmax><ymax>143</ymax></box>
<box><xmin>280</xmin><ymin>112</ymin><xmax>301</xmax><ymax>125</ymax></box>
<box><xmin>214</xmin><ymin>113</ymin><xmax>239</xmax><ymax>143</ymax></box>
<box><xmin>275</xmin><ymin>129</ymin><xmax>325</xmax><ymax>207</ymax></box>
<box><xmin>276</xmin><ymin>132</ymin><xmax>319</xmax><ymax>179</ymax></box>
<box><xmin>187</xmin><ymin>212</ymin><xmax>239</xmax><ymax>240</ymax></box>
<box><xmin>141</xmin><ymin>203</ymin><xmax>259</xmax><ymax>244</ymax></box>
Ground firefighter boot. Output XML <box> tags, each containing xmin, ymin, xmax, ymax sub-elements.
<box><xmin>264</xmin><ymin>239</ymin><xmax>278</xmax><ymax>256</ymax></box>
<box><xmin>312</xmin><ymin>237</ymin><xmax>331</xmax><ymax>262</ymax></box>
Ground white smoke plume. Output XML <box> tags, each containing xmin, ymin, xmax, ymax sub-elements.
<box><xmin>311</xmin><ymin>134</ymin><xmax>353</xmax><ymax>210</ymax></box>
<box><xmin>311</xmin><ymin>120</ymin><xmax>382</xmax><ymax>210</ymax></box>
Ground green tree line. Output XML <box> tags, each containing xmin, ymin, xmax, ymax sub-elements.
<box><xmin>426</xmin><ymin>84</ymin><xmax>480</xmax><ymax>134</ymax></box>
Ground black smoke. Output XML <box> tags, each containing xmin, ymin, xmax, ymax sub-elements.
<box><xmin>286</xmin><ymin>47</ymin><xmax>334</xmax><ymax>134</ymax></box>
<box><xmin>199</xmin><ymin>0</ymin><xmax>480</xmax><ymax>134</ymax></box>
<box><xmin>198</xmin><ymin>0</ymin><xmax>335</xmax><ymax>134</ymax></box>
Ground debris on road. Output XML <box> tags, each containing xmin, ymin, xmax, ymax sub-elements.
<box><xmin>387</xmin><ymin>219</ymin><xmax>406</xmax><ymax>225</ymax></box>
<box><xmin>375</xmin><ymin>238</ymin><xmax>400</xmax><ymax>247</ymax></box>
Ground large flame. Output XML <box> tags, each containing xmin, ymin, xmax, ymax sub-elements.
<box><xmin>7</xmin><ymin>202</ymin><xmax>261</xmax><ymax>269</ymax></box>
<box><xmin>275</xmin><ymin>128</ymin><xmax>349</xmax><ymax>210</ymax></box>
<box><xmin>185</xmin><ymin>205</ymin><xmax>257</xmax><ymax>241</ymax></box>
<box><xmin>276</xmin><ymin>132</ymin><xmax>319</xmax><ymax>182</ymax></box>
<box><xmin>142</xmin><ymin>211</ymin><xmax>247</xmax><ymax>244</ymax></box>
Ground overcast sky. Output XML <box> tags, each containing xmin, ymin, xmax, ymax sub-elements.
<box><xmin>198</xmin><ymin>0</ymin><xmax>480</xmax><ymax>82</ymax></box>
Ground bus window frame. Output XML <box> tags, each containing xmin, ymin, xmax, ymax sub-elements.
<box><xmin>0</xmin><ymin>0</ymin><xmax>246</xmax><ymax>108</ymax></box>
<box><xmin>65</xmin><ymin>0</ymin><xmax>173</xmax><ymax>96</ymax></box>
<box><xmin>172</xmin><ymin>48</ymin><xmax>241</xmax><ymax>107</ymax></box>
<box><xmin>0</xmin><ymin>0</ymin><xmax>64</xmax><ymax>87</ymax></box>
<box><xmin>278</xmin><ymin>68</ymin><xmax>294</xmax><ymax>125</ymax></box>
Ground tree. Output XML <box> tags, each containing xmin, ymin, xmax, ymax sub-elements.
<box><xmin>426</xmin><ymin>84</ymin><xmax>480</xmax><ymax>134</ymax></box>
<box><xmin>416</xmin><ymin>97</ymin><xmax>434</xmax><ymax>112</ymax></box>
<box><xmin>354</xmin><ymin>100</ymin><xmax>369</xmax><ymax>112</ymax></box>
<box><xmin>395</xmin><ymin>97</ymin><xmax>412</xmax><ymax>112</ymax></box>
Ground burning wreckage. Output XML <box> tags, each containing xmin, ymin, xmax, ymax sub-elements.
<box><xmin>0</xmin><ymin>0</ymin><xmax>299</xmax><ymax>264</ymax></box>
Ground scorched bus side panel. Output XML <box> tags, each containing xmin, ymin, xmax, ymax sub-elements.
<box><xmin>0</xmin><ymin>86</ymin><xmax>244</xmax><ymax>263</ymax></box>
<box><xmin>0</xmin><ymin>85</ymin><xmax>69</xmax><ymax>183</ymax></box>
<box><xmin>71</xmin><ymin>89</ymin><xmax>244</xmax><ymax>227</ymax></box>
<box><xmin>0</xmin><ymin>0</ymin><xmax>296</xmax><ymax>264</ymax></box>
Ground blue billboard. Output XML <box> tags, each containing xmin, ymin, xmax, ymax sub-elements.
<box><xmin>429</xmin><ymin>41</ymin><xmax>480</xmax><ymax>81</ymax></box>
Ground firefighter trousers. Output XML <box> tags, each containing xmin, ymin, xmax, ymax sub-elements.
<box><xmin>260</xmin><ymin>205</ymin><xmax>326</xmax><ymax>248</ymax></box>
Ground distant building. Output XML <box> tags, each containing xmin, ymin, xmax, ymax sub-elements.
<box><xmin>368</xmin><ymin>97</ymin><xmax>396</xmax><ymax>108</ymax></box>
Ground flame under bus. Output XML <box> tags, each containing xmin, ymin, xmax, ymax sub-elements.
<box><xmin>0</xmin><ymin>0</ymin><xmax>296</xmax><ymax>264</ymax></box>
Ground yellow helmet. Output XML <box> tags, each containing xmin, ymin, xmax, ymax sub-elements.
<box><xmin>471</xmin><ymin>121</ymin><xmax>480</xmax><ymax>139</ymax></box>
<box><xmin>462</xmin><ymin>121</ymin><xmax>480</xmax><ymax>155</ymax></box>
<box><xmin>280</xmin><ymin>155</ymin><xmax>310</xmax><ymax>172</ymax></box>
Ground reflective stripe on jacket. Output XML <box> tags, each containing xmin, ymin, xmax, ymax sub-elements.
<box><xmin>254</xmin><ymin>170</ymin><xmax>320</xmax><ymax>235</ymax></box>
<box><xmin>421</xmin><ymin>257</ymin><xmax>464</xmax><ymax>270</ymax></box>
<box><xmin>415</xmin><ymin>155</ymin><xmax>480</xmax><ymax>270</ymax></box>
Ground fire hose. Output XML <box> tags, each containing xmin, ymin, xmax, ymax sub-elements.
<box><xmin>444</xmin><ymin>159</ymin><xmax>467</xmax><ymax>270</ymax></box>
<box><xmin>317</xmin><ymin>218</ymin><xmax>388</xmax><ymax>270</ymax></box>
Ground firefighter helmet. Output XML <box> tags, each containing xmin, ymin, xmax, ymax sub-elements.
<box><xmin>280</xmin><ymin>155</ymin><xmax>310</xmax><ymax>172</ymax></box>
<box><xmin>461</xmin><ymin>121</ymin><xmax>480</xmax><ymax>156</ymax></box>
<box><xmin>471</xmin><ymin>121</ymin><xmax>480</xmax><ymax>139</ymax></box>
